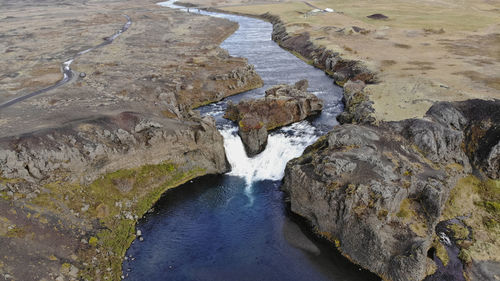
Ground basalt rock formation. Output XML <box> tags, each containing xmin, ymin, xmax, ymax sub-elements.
<box><xmin>282</xmin><ymin>99</ymin><xmax>499</xmax><ymax>281</ymax></box>
<box><xmin>225</xmin><ymin>80</ymin><xmax>323</xmax><ymax>156</ymax></box>
<box><xmin>336</xmin><ymin>80</ymin><xmax>375</xmax><ymax>124</ymax></box>
<box><xmin>0</xmin><ymin>112</ymin><xmax>229</xmax><ymax>187</ymax></box>
<box><xmin>257</xmin><ymin>13</ymin><xmax>378</xmax><ymax>125</ymax></box>
<box><xmin>201</xmin><ymin>9</ymin><xmax>378</xmax><ymax>125</ymax></box>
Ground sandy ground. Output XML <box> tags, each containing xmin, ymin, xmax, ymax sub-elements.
<box><xmin>185</xmin><ymin>0</ymin><xmax>500</xmax><ymax>121</ymax></box>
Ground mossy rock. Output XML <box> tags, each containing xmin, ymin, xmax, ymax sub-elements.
<box><xmin>433</xmin><ymin>240</ymin><xmax>449</xmax><ymax>266</ymax></box>
<box><xmin>458</xmin><ymin>249</ymin><xmax>472</xmax><ymax>264</ymax></box>
<box><xmin>447</xmin><ymin>223</ymin><xmax>469</xmax><ymax>240</ymax></box>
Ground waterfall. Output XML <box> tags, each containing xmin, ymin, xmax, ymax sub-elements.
<box><xmin>220</xmin><ymin>121</ymin><xmax>319</xmax><ymax>185</ymax></box>
<box><xmin>158</xmin><ymin>0</ymin><xmax>335</xmax><ymax>204</ymax></box>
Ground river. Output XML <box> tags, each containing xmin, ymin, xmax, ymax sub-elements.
<box><xmin>122</xmin><ymin>2</ymin><xmax>379</xmax><ymax>280</ymax></box>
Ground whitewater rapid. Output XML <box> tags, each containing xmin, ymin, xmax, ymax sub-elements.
<box><xmin>158</xmin><ymin>0</ymin><xmax>331</xmax><ymax>190</ymax></box>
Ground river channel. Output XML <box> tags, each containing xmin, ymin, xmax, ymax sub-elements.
<box><xmin>123</xmin><ymin>2</ymin><xmax>380</xmax><ymax>280</ymax></box>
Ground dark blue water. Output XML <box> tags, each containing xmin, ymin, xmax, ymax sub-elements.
<box><xmin>123</xmin><ymin>2</ymin><xmax>380</xmax><ymax>280</ymax></box>
<box><xmin>124</xmin><ymin>176</ymin><xmax>378</xmax><ymax>281</ymax></box>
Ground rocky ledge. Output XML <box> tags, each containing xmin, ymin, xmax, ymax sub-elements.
<box><xmin>0</xmin><ymin>111</ymin><xmax>230</xmax><ymax>280</ymax></box>
<box><xmin>282</xmin><ymin>99</ymin><xmax>499</xmax><ymax>281</ymax></box>
<box><xmin>224</xmin><ymin>80</ymin><xmax>323</xmax><ymax>156</ymax></box>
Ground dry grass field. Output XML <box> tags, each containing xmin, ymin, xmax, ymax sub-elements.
<box><xmin>188</xmin><ymin>0</ymin><xmax>500</xmax><ymax>121</ymax></box>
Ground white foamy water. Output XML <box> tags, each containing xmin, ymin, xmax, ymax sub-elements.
<box><xmin>221</xmin><ymin>121</ymin><xmax>319</xmax><ymax>185</ymax></box>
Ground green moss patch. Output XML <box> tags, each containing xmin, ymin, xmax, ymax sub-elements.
<box><xmin>441</xmin><ymin>176</ymin><xmax>500</xmax><ymax>262</ymax></box>
<box><xmin>433</xmin><ymin>238</ymin><xmax>449</xmax><ymax>266</ymax></box>
<box><xmin>458</xmin><ymin>248</ymin><xmax>472</xmax><ymax>264</ymax></box>
<box><xmin>396</xmin><ymin>198</ymin><xmax>414</xmax><ymax>219</ymax></box>
<box><xmin>447</xmin><ymin>223</ymin><xmax>469</xmax><ymax>241</ymax></box>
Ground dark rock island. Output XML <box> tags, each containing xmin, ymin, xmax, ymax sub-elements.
<box><xmin>224</xmin><ymin>80</ymin><xmax>323</xmax><ymax>156</ymax></box>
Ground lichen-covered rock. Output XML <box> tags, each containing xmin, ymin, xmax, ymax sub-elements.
<box><xmin>224</xmin><ymin>80</ymin><xmax>323</xmax><ymax>156</ymax></box>
<box><xmin>485</xmin><ymin>142</ymin><xmax>500</xmax><ymax>179</ymax></box>
<box><xmin>238</xmin><ymin>117</ymin><xmax>268</xmax><ymax>156</ymax></box>
<box><xmin>426</xmin><ymin>99</ymin><xmax>500</xmax><ymax>179</ymax></box>
<box><xmin>399</xmin><ymin>118</ymin><xmax>468</xmax><ymax>165</ymax></box>
<box><xmin>281</xmin><ymin>99</ymin><xmax>499</xmax><ymax>281</ymax></box>
<box><xmin>0</xmin><ymin>111</ymin><xmax>230</xmax><ymax>280</ymax></box>
<box><xmin>261</xmin><ymin>12</ymin><xmax>378</xmax><ymax>125</ymax></box>
<box><xmin>453</xmin><ymin>100</ymin><xmax>500</xmax><ymax>179</ymax></box>
<box><xmin>337</xmin><ymin>80</ymin><xmax>375</xmax><ymax>124</ymax></box>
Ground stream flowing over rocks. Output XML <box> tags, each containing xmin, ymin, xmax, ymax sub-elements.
<box><xmin>0</xmin><ymin>2</ymin><xmax>263</xmax><ymax>280</ymax></box>
<box><xmin>1</xmin><ymin>0</ymin><xmax>497</xmax><ymax>279</ymax></box>
<box><xmin>238</xmin><ymin>7</ymin><xmax>499</xmax><ymax>280</ymax></box>
<box><xmin>124</xmin><ymin>2</ymin><xmax>499</xmax><ymax>281</ymax></box>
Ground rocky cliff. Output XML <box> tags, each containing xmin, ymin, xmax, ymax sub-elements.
<box><xmin>0</xmin><ymin>111</ymin><xmax>230</xmax><ymax>281</ymax></box>
<box><xmin>0</xmin><ymin>112</ymin><xmax>229</xmax><ymax>188</ymax></box>
<box><xmin>202</xmin><ymin>8</ymin><xmax>499</xmax><ymax>280</ymax></box>
<box><xmin>200</xmin><ymin>10</ymin><xmax>377</xmax><ymax>125</ymax></box>
<box><xmin>282</xmin><ymin>99</ymin><xmax>500</xmax><ymax>281</ymax></box>
<box><xmin>225</xmin><ymin>80</ymin><xmax>323</xmax><ymax>156</ymax></box>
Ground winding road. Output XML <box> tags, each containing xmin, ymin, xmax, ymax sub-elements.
<box><xmin>0</xmin><ymin>15</ymin><xmax>132</xmax><ymax>110</ymax></box>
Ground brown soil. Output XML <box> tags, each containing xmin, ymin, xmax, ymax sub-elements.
<box><xmin>0</xmin><ymin>0</ymin><xmax>261</xmax><ymax>137</ymax></box>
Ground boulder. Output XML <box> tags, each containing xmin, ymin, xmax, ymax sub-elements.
<box><xmin>224</xmin><ymin>80</ymin><xmax>323</xmax><ymax>156</ymax></box>
<box><xmin>238</xmin><ymin>117</ymin><xmax>268</xmax><ymax>156</ymax></box>
<box><xmin>367</xmin><ymin>13</ymin><xmax>389</xmax><ymax>20</ymax></box>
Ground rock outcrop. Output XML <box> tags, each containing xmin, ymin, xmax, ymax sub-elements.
<box><xmin>337</xmin><ymin>80</ymin><xmax>375</xmax><ymax>124</ymax></box>
<box><xmin>0</xmin><ymin>1</ymin><xmax>270</xmax><ymax>279</ymax></box>
<box><xmin>0</xmin><ymin>112</ymin><xmax>229</xmax><ymax>187</ymax></box>
<box><xmin>256</xmin><ymin>13</ymin><xmax>378</xmax><ymax>125</ymax></box>
<box><xmin>282</xmin><ymin>99</ymin><xmax>499</xmax><ymax>281</ymax></box>
<box><xmin>186</xmin><ymin>63</ymin><xmax>263</xmax><ymax>108</ymax></box>
<box><xmin>0</xmin><ymin>111</ymin><xmax>230</xmax><ymax>280</ymax></box>
<box><xmin>225</xmin><ymin>80</ymin><xmax>323</xmax><ymax>156</ymax></box>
